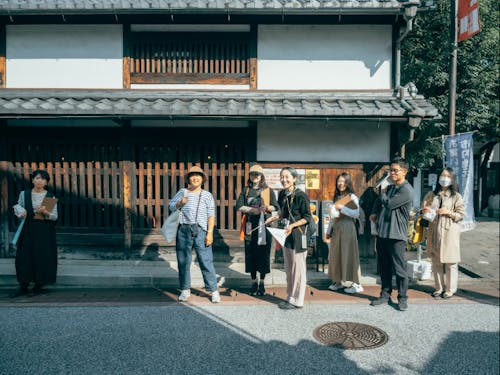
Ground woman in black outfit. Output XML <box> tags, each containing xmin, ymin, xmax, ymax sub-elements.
<box><xmin>266</xmin><ymin>167</ymin><xmax>312</xmax><ymax>309</ymax></box>
<box><xmin>236</xmin><ymin>164</ymin><xmax>277</xmax><ymax>295</ymax></box>
<box><xmin>11</xmin><ymin>170</ymin><xmax>58</xmax><ymax>297</ymax></box>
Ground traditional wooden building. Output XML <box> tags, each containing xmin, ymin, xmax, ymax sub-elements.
<box><xmin>0</xmin><ymin>0</ymin><xmax>438</xmax><ymax>258</ymax></box>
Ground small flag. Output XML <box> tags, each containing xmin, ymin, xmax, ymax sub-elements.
<box><xmin>458</xmin><ymin>0</ymin><xmax>481</xmax><ymax>42</ymax></box>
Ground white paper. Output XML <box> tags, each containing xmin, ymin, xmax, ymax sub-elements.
<box><xmin>266</xmin><ymin>227</ymin><xmax>288</xmax><ymax>247</ymax></box>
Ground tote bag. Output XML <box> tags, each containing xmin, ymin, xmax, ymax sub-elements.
<box><xmin>162</xmin><ymin>189</ymin><xmax>187</xmax><ymax>243</ymax></box>
<box><xmin>11</xmin><ymin>219</ymin><xmax>25</xmax><ymax>246</ymax></box>
<box><xmin>162</xmin><ymin>210</ymin><xmax>181</xmax><ymax>243</ymax></box>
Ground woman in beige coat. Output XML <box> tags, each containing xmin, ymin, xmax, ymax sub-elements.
<box><xmin>422</xmin><ymin>167</ymin><xmax>465</xmax><ymax>298</ymax></box>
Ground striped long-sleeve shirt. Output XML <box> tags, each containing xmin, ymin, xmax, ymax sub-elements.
<box><xmin>169</xmin><ymin>189</ymin><xmax>215</xmax><ymax>231</ymax></box>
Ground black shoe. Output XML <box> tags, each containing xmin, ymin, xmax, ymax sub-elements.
<box><xmin>32</xmin><ymin>285</ymin><xmax>47</xmax><ymax>295</ymax></box>
<box><xmin>398</xmin><ymin>299</ymin><xmax>408</xmax><ymax>311</ymax></box>
<box><xmin>279</xmin><ymin>302</ymin><xmax>299</xmax><ymax>310</ymax></box>
<box><xmin>9</xmin><ymin>287</ymin><xmax>29</xmax><ymax>298</ymax></box>
<box><xmin>370</xmin><ymin>297</ymin><xmax>390</xmax><ymax>306</ymax></box>
<box><xmin>257</xmin><ymin>281</ymin><xmax>266</xmax><ymax>296</ymax></box>
<box><xmin>249</xmin><ymin>282</ymin><xmax>258</xmax><ymax>296</ymax></box>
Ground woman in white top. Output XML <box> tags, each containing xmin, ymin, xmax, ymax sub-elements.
<box><xmin>11</xmin><ymin>169</ymin><xmax>58</xmax><ymax>297</ymax></box>
<box><xmin>326</xmin><ymin>173</ymin><xmax>363</xmax><ymax>294</ymax></box>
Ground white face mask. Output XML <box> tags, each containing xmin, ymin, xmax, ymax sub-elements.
<box><xmin>439</xmin><ymin>177</ymin><xmax>452</xmax><ymax>187</ymax></box>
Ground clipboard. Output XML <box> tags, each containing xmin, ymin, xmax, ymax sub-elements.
<box><xmin>34</xmin><ymin>196</ymin><xmax>58</xmax><ymax>220</ymax></box>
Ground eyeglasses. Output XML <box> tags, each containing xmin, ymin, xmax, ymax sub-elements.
<box><xmin>389</xmin><ymin>168</ymin><xmax>402</xmax><ymax>174</ymax></box>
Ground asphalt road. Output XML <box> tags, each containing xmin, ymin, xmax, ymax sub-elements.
<box><xmin>1</xmin><ymin>303</ymin><xmax>498</xmax><ymax>375</ymax></box>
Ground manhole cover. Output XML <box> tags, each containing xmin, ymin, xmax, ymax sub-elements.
<box><xmin>313</xmin><ymin>322</ymin><xmax>388</xmax><ymax>350</ymax></box>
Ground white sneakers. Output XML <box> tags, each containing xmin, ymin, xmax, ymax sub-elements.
<box><xmin>211</xmin><ymin>291</ymin><xmax>221</xmax><ymax>303</ymax></box>
<box><xmin>328</xmin><ymin>282</ymin><xmax>343</xmax><ymax>291</ymax></box>
<box><xmin>178</xmin><ymin>289</ymin><xmax>221</xmax><ymax>303</ymax></box>
<box><xmin>344</xmin><ymin>283</ymin><xmax>364</xmax><ymax>294</ymax></box>
<box><xmin>178</xmin><ymin>289</ymin><xmax>191</xmax><ymax>301</ymax></box>
<box><xmin>328</xmin><ymin>282</ymin><xmax>364</xmax><ymax>294</ymax></box>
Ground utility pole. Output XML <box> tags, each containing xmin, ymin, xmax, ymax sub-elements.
<box><xmin>448</xmin><ymin>0</ymin><xmax>458</xmax><ymax>136</ymax></box>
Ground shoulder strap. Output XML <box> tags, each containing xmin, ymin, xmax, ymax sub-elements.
<box><xmin>261</xmin><ymin>187</ymin><xmax>270</xmax><ymax>207</ymax></box>
<box><xmin>25</xmin><ymin>189</ymin><xmax>34</xmax><ymax>215</ymax></box>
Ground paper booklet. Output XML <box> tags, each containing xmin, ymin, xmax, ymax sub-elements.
<box><xmin>34</xmin><ymin>196</ymin><xmax>58</xmax><ymax>220</ymax></box>
<box><xmin>335</xmin><ymin>194</ymin><xmax>357</xmax><ymax>209</ymax></box>
<box><xmin>266</xmin><ymin>227</ymin><xmax>288</xmax><ymax>247</ymax></box>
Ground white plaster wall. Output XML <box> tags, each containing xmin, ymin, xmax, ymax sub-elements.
<box><xmin>6</xmin><ymin>25</ymin><xmax>123</xmax><ymax>88</ymax></box>
<box><xmin>258</xmin><ymin>25</ymin><xmax>392</xmax><ymax>90</ymax></box>
<box><xmin>257</xmin><ymin>120</ymin><xmax>390</xmax><ymax>162</ymax></box>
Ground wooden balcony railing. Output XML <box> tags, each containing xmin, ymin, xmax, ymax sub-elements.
<box><xmin>128</xmin><ymin>32</ymin><xmax>254</xmax><ymax>85</ymax></box>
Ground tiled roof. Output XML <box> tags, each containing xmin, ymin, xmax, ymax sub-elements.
<box><xmin>0</xmin><ymin>1</ymin><xmax>420</xmax><ymax>14</ymax></box>
<box><xmin>0</xmin><ymin>90</ymin><xmax>438</xmax><ymax>120</ymax></box>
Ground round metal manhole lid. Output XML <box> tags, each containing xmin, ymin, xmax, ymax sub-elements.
<box><xmin>313</xmin><ymin>322</ymin><xmax>388</xmax><ymax>350</ymax></box>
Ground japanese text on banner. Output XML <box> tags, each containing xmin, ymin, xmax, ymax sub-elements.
<box><xmin>443</xmin><ymin>132</ymin><xmax>476</xmax><ymax>231</ymax></box>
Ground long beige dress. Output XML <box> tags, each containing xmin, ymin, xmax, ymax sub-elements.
<box><xmin>328</xmin><ymin>194</ymin><xmax>362</xmax><ymax>285</ymax></box>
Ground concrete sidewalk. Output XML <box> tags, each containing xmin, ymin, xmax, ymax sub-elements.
<box><xmin>0</xmin><ymin>218</ymin><xmax>497</xmax><ymax>290</ymax></box>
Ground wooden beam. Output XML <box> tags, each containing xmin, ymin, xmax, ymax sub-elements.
<box><xmin>130</xmin><ymin>72</ymin><xmax>249</xmax><ymax>85</ymax></box>
<box><xmin>0</xmin><ymin>24</ymin><xmax>6</xmax><ymax>88</ymax></box>
<box><xmin>0</xmin><ymin>121</ymin><xmax>9</xmax><ymax>256</ymax></box>
<box><xmin>249</xmin><ymin>24</ymin><xmax>258</xmax><ymax>90</ymax></box>
<box><xmin>120</xmin><ymin>120</ymin><xmax>134</xmax><ymax>256</ymax></box>
<box><xmin>123</xmin><ymin>24</ymin><xmax>131</xmax><ymax>89</ymax></box>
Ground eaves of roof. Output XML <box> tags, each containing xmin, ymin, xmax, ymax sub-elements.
<box><xmin>0</xmin><ymin>1</ymin><xmax>423</xmax><ymax>15</ymax></box>
<box><xmin>0</xmin><ymin>90</ymin><xmax>439</xmax><ymax>121</ymax></box>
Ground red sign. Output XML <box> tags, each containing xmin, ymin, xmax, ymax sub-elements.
<box><xmin>458</xmin><ymin>0</ymin><xmax>481</xmax><ymax>42</ymax></box>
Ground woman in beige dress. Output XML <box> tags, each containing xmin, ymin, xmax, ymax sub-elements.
<box><xmin>326</xmin><ymin>173</ymin><xmax>363</xmax><ymax>294</ymax></box>
<box><xmin>422</xmin><ymin>167</ymin><xmax>464</xmax><ymax>298</ymax></box>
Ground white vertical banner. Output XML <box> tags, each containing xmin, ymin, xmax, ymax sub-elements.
<box><xmin>443</xmin><ymin>132</ymin><xmax>476</xmax><ymax>231</ymax></box>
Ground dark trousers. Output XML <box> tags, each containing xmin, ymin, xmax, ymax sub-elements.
<box><xmin>376</xmin><ymin>238</ymin><xmax>408</xmax><ymax>300</ymax></box>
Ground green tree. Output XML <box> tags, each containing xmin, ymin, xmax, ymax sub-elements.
<box><xmin>402</xmin><ymin>0</ymin><xmax>499</xmax><ymax>169</ymax></box>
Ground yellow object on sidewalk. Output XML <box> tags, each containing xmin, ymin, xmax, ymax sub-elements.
<box><xmin>412</xmin><ymin>217</ymin><xmax>425</xmax><ymax>244</ymax></box>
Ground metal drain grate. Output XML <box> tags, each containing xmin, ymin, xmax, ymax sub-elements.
<box><xmin>313</xmin><ymin>322</ymin><xmax>388</xmax><ymax>350</ymax></box>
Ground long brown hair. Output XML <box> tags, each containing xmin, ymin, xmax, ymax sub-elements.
<box><xmin>333</xmin><ymin>172</ymin><xmax>355</xmax><ymax>201</ymax></box>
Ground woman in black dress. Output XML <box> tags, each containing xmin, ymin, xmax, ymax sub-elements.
<box><xmin>236</xmin><ymin>164</ymin><xmax>277</xmax><ymax>295</ymax></box>
<box><xmin>11</xmin><ymin>170</ymin><xmax>58</xmax><ymax>297</ymax></box>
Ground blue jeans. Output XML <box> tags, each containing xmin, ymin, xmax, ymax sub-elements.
<box><xmin>176</xmin><ymin>224</ymin><xmax>218</xmax><ymax>292</ymax></box>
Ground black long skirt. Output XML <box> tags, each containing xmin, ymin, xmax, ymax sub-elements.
<box><xmin>244</xmin><ymin>226</ymin><xmax>272</xmax><ymax>275</ymax></box>
<box><xmin>15</xmin><ymin>220</ymin><xmax>57</xmax><ymax>285</ymax></box>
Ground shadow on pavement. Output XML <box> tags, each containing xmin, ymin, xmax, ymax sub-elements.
<box><xmin>0</xmin><ymin>301</ymin><xmax>375</xmax><ymax>375</ymax></box>
<box><xmin>420</xmin><ymin>331</ymin><xmax>499</xmax><ymax>375</ymax></box>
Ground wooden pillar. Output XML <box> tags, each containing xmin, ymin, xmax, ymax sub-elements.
<box><xmin>0</xmin><ymin>23</ymin><xmax>6</xmax><ymax>88</ymax></box>
<box><xmin>0</xmin><ymin>121</ymin><xmax>9</xmax><ymax>257</ymax></box>
<box><xmin>249</xmin><ymin>24</ymin><xmax>257</xmax><ymax>90</ymax></box>
<box><xmin>120</xmin><ymin>121</ymin><xmax>134</xmax><ymax>257</ymax></box>
<box><xmin>123</xmin><ymin>24</ymin><xmax>131</xmax><ymax>89</ymax></box>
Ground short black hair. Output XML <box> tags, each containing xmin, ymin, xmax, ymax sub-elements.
<box><xmin>390</xmin><ymin>157</ymin><xmax>409</xmax><ymax>171</ymax></box>
<box><xmin>280</xmin><ymin>167</ymin><xmax>298</xmax><ymax>179</ymax></box>
<box><xmin>32</xmin><ymin>169</ymin><xmax>50</xmax><ymax>183</ymax></box>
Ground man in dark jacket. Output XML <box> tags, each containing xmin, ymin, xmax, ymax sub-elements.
<box><xmin>370</xmin><ymin>157</ymin><xmax>414</xmax><ymax>311</ymax></box>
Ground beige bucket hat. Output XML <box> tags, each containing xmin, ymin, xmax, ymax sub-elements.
<box><xmin>187</xmin><ymin>166</ymin><xmax>207</xmax><ymax>183</ymax></box>
<box><xmin>249</xmin><ymin>164</ymin><xmax>264</xmax><ymax>175</ymax></box>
